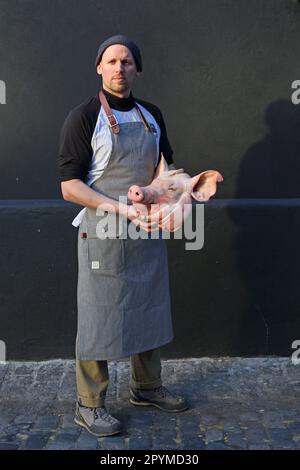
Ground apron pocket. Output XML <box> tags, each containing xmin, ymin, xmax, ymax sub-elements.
<box><xmin>87</xmin><ymin>237</ymin><xmax>125</xmax><ymax>274</ymax></box>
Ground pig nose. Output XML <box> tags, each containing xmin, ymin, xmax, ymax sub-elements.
<box><xmin>128</xmin><ymin>185</ymin><xmax>144</xmax><ymax>202</ymax></box>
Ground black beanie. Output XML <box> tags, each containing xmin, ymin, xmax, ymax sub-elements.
<box><xmin>94</xmin><ymin>35</ymin><xmax>142</xmax><ymax>72</ymax></box>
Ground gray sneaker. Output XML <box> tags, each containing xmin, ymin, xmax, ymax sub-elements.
<box><xmin>74</xmin><ymin>402</ymin><xmax>122</xmax><ymax>437</ymax></box>
<box><xmin>129</xmin><ymin>385</ymin><xmax>189</xmax><ymax>413</ymax></box>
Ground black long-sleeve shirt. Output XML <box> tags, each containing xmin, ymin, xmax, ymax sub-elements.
<box><xmin>58</xmin><ymin>88</ymin><xmax>174</xmax><ymax>184</ymax></box>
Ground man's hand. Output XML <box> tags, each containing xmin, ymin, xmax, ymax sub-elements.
<box><xmin>125</xmin><ymin>204</ymin><xmax>160</xmax><ymax>232</ymax></box>
<box><xmin>61</xmin><ymin>179</ymin><xmax>160</xmax><ymax>232</ymax></box>
<box><xmin>124</xmin><ymin>161</ymin><xmax>179</xmax><ymax>232</ymax></box>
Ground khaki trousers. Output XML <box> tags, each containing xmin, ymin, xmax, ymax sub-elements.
<box><xmin>76</xmin><ymin>348</ymin><xmax>162</xmax><ymax>408</ymax></box>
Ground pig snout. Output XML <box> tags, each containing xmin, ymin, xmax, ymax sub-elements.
<box><xmin>127</xmin><ymin>185</ymin><xmax>145</xmax><ymax>203</ymax></box>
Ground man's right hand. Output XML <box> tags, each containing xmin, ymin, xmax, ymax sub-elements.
<box><xmin>61</xmin><ymin>179</ymin><xmax>159</xmax><ymax>233</ymax></box>
<box><xmin>122</xmin><ymin>204</ymin><xmax>159</xmax><ymax>233</ymax></box>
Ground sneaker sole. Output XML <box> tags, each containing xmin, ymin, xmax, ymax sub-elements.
<box><xmin>74</xmin><ymin>416</ymin><xmax>122</xmax><ymax>438</ymax></box>
<box><xmin>129</xmin><ymin>397</ymin><xmax>189</xmax><ymax>413</ymax></box>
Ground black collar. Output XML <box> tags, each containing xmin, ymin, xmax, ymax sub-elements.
<box><xmin>100</xmin><ymin>88</ymin><xmax>135</xmax><ymax>111</ymax></box>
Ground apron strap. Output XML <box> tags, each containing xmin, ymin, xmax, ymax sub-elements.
<box><xmin>99</xmin><ymin>90</ymin><xmax>120</xmax><ymax>134</ymax></box>
<box><xmin>99</xmin><ymin>90</ymin><xmax>153</xmax><ymax>133</ymax></box>
<box><xmin>134</xmin><ymin>103</ymin><xmax>152</xmax><ymax>132</ymax></box>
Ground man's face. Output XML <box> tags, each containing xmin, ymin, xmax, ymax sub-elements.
<box><xmin>97</xmin><ymin>44</ymin><xmax>139</xmax><ymax>98</ymax></box>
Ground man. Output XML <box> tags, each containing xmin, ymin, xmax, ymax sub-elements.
<box><xmin>58</xmin><ymin>35</ymin><xmax>189</xmax><ymax>438</ymax></box>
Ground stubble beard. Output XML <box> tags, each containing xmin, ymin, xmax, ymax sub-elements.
<box><xmin>107</xmin><ymin>77</ymin><xmax>131</xmax><ymax>97</ymax></box>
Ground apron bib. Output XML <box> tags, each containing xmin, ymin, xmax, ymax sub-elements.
<box><xmin>76</xmin><ymin>91</ymin><xmax>174</xmax><ymax>360</ymax></box>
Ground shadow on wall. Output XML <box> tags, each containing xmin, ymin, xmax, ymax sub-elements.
<box><xmin>228</xmin><ymin>100</ymin><xmax>300</xmax><ymax>355</ymax></box>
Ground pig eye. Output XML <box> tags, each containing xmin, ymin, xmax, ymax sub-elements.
<box><xmin>168</xmin><ymin>186</ymin><xmax>176</xmax><ymax>192</ymax></box>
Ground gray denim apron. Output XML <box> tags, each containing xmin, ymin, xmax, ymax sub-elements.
<box><xmin>76</xmin><ymin>91</ymin><xmax>174</xmax><ymax>360</ymax></box>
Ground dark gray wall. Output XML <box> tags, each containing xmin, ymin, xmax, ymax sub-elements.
<box><xmin>1</xmin><ymin>0</ymin><xmax>300</xmax><ymax>359</ymax></box>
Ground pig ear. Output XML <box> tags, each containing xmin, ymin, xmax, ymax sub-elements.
<box><xmin>166</xmin><ymin>168</ymin><xmax>185</xmax><ymax>177</ymax></box>
<box><xmin>191</xmin><ymin>170</ymin><xmax>224</xmax><ymax>202</ymax></box>
<box><xmin>154</xmin><ymin>153</ymin><xmax>185</xmax><ymax>178</ymax></box>
<box><xmin>154</xmin><ymin>154</ymin><xmax>169</xmax><ymax>178</ymax></box>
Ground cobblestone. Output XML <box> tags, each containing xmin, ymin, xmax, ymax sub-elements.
<box><xmin>0</xmin><ymin>358</ymin><xmax>299</xmax><ymax>450</ymax></box>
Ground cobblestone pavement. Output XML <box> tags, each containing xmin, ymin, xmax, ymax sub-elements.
<box><xmin>0</xmin><ymin>358</ymin><xmax>300</xmax><ymax>450</ymax></box>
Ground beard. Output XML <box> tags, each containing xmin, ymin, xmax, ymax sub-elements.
<box><xmin>110</xmin><ymin>78</ymin><xmax>128</xmax><ymax>91</ymax></box>
<box><xmin>102</xmin><ymin>75</ymin><xmax>133</xmax><ymax>97</ymax></box>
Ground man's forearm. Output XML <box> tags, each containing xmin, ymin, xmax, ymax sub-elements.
<box><xmin>61</xmin><ymin>179</ymin><xmax>128</xmax><ymax>216</ymax></box>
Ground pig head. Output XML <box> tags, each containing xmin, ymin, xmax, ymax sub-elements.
<box><xmin>127</xmin><ymin>155</ymin><xmax>224</xmax><ymax>232</ymax></box>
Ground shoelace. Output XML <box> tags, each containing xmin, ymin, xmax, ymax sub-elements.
<box><xmin>91</xmin><ymin>406</ymin><xmax>117</xmax><ymax>424</ymax></box>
